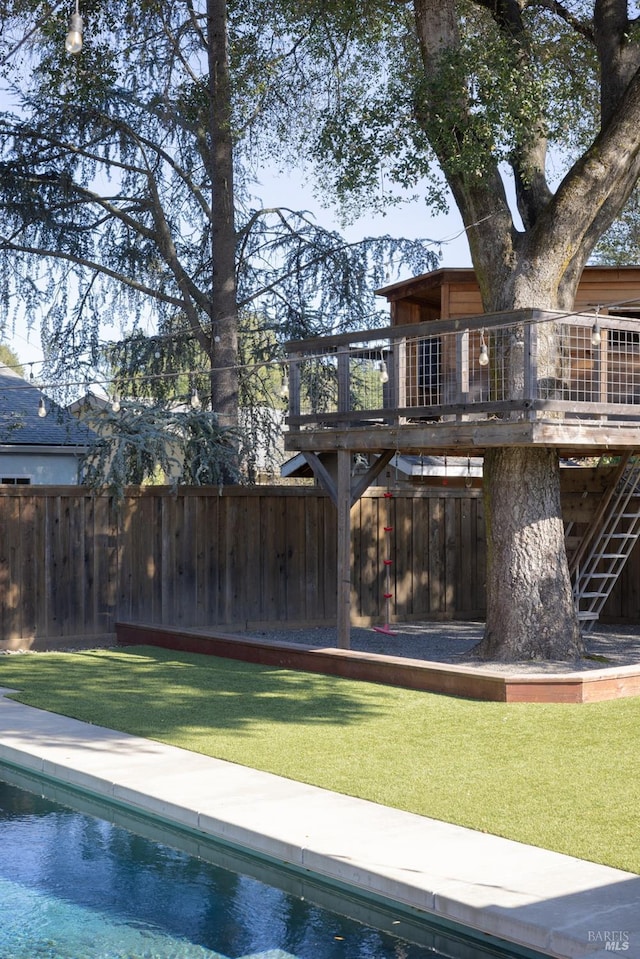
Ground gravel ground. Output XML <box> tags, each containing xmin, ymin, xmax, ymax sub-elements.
<box><xmin>248</xmin><ymin>621</ymin><xmax>640</xmax><ymax>673</ymax></box>
<box><xmin>3</xmin><ymin>622</ymin><xmax>639</xmax><ymax>673</ymax></box>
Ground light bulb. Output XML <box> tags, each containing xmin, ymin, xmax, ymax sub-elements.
<box><xmin>38</xmin><ymin>397</ymin><xmax>47</xmax><ymax>418</ymax></box>
<box><xmin>65</xmin><ymin>11</ymin><xmax>83</xmax><ymax>54</ymax></box>
<box><xmin>591</xmin><ymin>323</ymin><xmax>601</xmax><ymax>347</ymax></box>
<box><xmin>190</xmin><ymin>388</ymin><xmax>201</xmax><ymax>410</ymax></box>
<box><xmin>478</xmin><ymin>343</ymin><xmax>489</xmax><ymax>367</ymax></box>
<box><xmin>380</xmin><ymin>361</ymin><xmax>389</xmax><ymax>384</ymax></box>
<box><xmin>111</xmin><ymin>397</ymin><xmax>121</xmax><ymax>413</ymax></box>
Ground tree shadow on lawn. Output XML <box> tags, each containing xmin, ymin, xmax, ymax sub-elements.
<box><xmin>0</xmin><ymin>645</ymin><xmax>394</xmax><ymax>739</ymax></box>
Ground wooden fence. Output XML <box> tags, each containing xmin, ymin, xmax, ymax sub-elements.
<box><xmin>0</xmin><ymin>479</ymin><xmax>638</xmax><ymax>650</ymax></box>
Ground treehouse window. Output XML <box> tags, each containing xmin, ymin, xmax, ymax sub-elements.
<box><xmin>418</xmin><ymin>336</ymin><xmax>441</xmax><ymax>405</ymax></box>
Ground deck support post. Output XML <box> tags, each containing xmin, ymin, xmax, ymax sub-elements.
<box><xmin>336</xmin><ymin>449</ymin><xmax>352</xmax><ymax>649</ymax></box>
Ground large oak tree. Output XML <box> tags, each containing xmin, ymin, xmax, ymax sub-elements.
<box><xmin>413</xmin><ymin>1</ymin><xmax>640</xmax><ymax>660</ymax></box>
<box><xmin>293</xmin><ymin>0</ymin><xmax>640</xmax><ymax>659</ymax></box>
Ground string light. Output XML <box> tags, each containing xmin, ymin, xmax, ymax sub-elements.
<box><xmin>65</xmin><ymin>0</ymin><xmax>83</xmax><ymax>54</ymax></box>
<box><xmin>37</xmin><ymin>397</ymin><xmax>47</xmax><ymax>418</ymax></box>
<box><xmin>190</xmin><ymin>387</ymin><xmax>201</xmax><ymax>409</ymax></box>
<box><xmin>591</xmin><ymin>308</ymin><xmax>602</xmax><ymax>347</ymax></box>
<box><xmin>465</xmin><ymin>457</ymin><xmax>473</xmax><ymax>489</ymax></box>
<box><xmin>478</xmin><ymin>330</ymin><xmax>489</xmax><ymax>366</ymax></box>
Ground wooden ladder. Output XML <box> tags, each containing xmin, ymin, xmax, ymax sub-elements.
<box><xmin>570</xmin><ymin>453</ymin><xmax>640</xmax><ymax>631</ymax></box>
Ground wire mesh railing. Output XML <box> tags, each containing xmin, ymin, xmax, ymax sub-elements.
<box><xmin>285</xmin><ymin>309</ymin><xmax>640</xmax><ymax>429</ymax></box>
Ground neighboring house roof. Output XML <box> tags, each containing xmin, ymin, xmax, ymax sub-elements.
<box><xmin>66</xmin><ymin>388</ymin><xmax>110</xmax><ymax>417</ymax></box>
<box><xmin>0</xmin><ymin>368</ymin><xmax>93</xmax><ymax>448</ymax></box>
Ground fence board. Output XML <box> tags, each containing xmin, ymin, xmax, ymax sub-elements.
<box><xmin>355</xmin><ymin>494</ymin><xmax>379</xmax><ymax>620</ymax></box>
<box><xmin>394</xmin><ymin>494</ymin><xmax>413</xmax><ymax>620</ymax></box>
<box><xmin>445</xmin><ymin>497</ymin><xmax>457</xmax><ymax>614</ymax></box>
<box><xmin>428</xmin><ymin>497</ymin><xmax>445</xmax><ymax>614</ymax></box>
<box><xmin>261</xmin><ymin>494</ymin><xmax>286</xmax><ymax>622</ymax></box>
<box><xmin>1</xmin><ymin>483</ymin><xmax>639</xmax><ymax>649</ymax></box>
<box><xmin>0</xmin><ymin>496</ymin><xmax>19</xmax><ymax>640</ymax></box>
<box><xmin>285</xmin><ymin>494</ymin><xmax>306</xmax><ymax>623</ymax></box>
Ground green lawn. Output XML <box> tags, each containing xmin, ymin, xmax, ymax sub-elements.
<box><xmin>1</xmin><ymin>645</ymin><xmax>639</xmax><ymax>874</ymax></box>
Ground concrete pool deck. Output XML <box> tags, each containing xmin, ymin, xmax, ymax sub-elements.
<box><xmin>0</xmin><ymin>687</ymin><xmax>638</xmax><ymax>959</ymax></box>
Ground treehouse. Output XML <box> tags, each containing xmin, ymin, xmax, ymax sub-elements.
<box><xmin>283</xmin><ymin>265</ymin><xmax>640</xmax><ymax>645</ymax></box>
<box><xmin>285</xmin><ymin>265</ymin><xmax>640</xmax><ymax>460</ymax></box>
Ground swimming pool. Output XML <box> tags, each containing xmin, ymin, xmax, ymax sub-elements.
<box><xmin>0</xmin><ymin>765</ymin><xmax>547</xmax><ymax>959</ymax></box>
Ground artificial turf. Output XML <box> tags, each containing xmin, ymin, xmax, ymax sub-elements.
<box><xmin>1</xmin><ymin>645</ymin><xmax>639</xmax><ymax>874</ymax></box>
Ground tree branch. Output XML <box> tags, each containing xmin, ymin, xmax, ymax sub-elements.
<box><xmin>0</xmin><ymin>237</ymin><xmax>187</xmax><ymax>310</ymax></box>
<box><xmin>529</xmin><ymin>63</ymin><xmax>640</xmax><ymax>283</ymax></box>
<box><xmin>523</xmin><ymin>0</ymin><xmax>594</xmax><ymax>42</ymax></box>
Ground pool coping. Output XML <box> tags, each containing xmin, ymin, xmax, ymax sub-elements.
<box><xmin>116</xmin><ymin>622</ymin><xmax>640</xmax><ymax>703</ymax></box>
<box><xmin>0</xmin><ymin>687</ymin><xmax>638</xmax><ymax>959</ymax></box>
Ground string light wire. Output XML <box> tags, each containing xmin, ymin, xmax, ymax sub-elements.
<box><xmin>1</xmin><ymin>293</ymin><xmax>639</xmax><ymax>399</ymax></box>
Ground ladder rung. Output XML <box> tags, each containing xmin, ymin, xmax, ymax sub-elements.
<box><xmin>580</xmin><ymin>553</ymin><xmax>627</xmax><ymax>578</ymax></box>
<box><xmin>582</xmin><ymin>567</ymin><xmax>620</xmax><ymax>574</ymax></box>
<box><xmin>571</xmin><ymin>471</ymin><xmax>640</xmax><ymax>624</ymax></box>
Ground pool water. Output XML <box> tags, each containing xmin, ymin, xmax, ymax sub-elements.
<box><xmin>0</xmin><ymin>768</ymin><xmax>541</xmax><ymax>959</ymax></box>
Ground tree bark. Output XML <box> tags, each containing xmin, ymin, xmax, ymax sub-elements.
<box><xmin>480</xmin><ymin>448</ymin><xmax>582</xmax><ymax>660</ymax></box>
<box><xmin>207</xmin><ymin>0</ymin><xmax>239</xmax><ymax>430</ymax></box>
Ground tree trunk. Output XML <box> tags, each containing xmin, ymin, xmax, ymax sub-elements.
<box><xmin>411</xmin><ymin>0</ymin><xmax>640</xmax><ymax>660</ymax></box>
<box><xmin>473</xmin><ymin>278</ymin><xmax>584</xmax><ymax>661</ymax></box>
<box><xmin>207</xmin><ymin>0</ymin><xmax>239</xmax><ymax>431</ymax></box>
<box><xmin>477</xmin><ymin>447</ymin><xmax>583</xmax><ymax>661</ymax></box>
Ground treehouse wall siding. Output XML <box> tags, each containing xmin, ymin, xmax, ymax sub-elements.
<box><xmin>573</xmin><ymin>266</ymin><xmax>640</xmax><ymax>313</ymax></box>
<box><xmin>444</xmin><ymin>280</ymin><xmax>483</xmax><ymax>318</ymax></box>
<box><xmin>384</xmin><ymin>267</ymin><xmax>640</xmax><ymax>325</ymax></box>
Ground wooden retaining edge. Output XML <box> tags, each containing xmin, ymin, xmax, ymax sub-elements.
<box><xmin>115</xmin><ymin>622</ymin><xmax>640</xmax><ymax>704</ymax></box>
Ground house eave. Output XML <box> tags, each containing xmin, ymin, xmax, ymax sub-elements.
<box><xmin>0</xmin><ymin>444</ymin><xmax>90</xmax><ymax>455</ymax></box>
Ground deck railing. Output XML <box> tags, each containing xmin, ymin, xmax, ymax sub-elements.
<box><xmin>285</xmin><ymin>308</ymin><xmax>640</xmax><ymax>429</ymax></box>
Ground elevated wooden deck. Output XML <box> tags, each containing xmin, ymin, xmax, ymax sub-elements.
<box><xmin>284</xmin><ymin>308</ymin><xmax>640</xmax><ymax>458</ymax></box>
